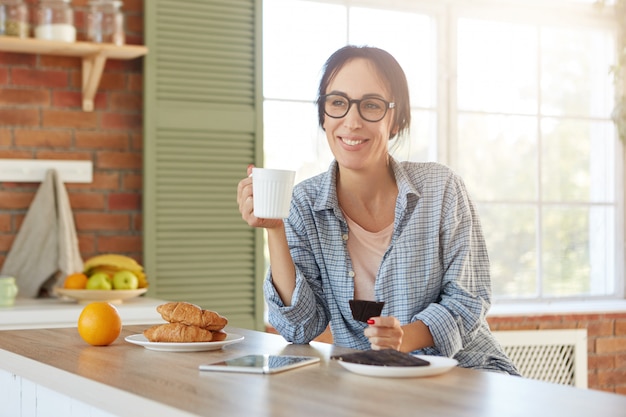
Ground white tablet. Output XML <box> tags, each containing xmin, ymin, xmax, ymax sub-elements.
<box><xmin>199</xmin><ymin>354</ymin><xmax>320</xmax><ymax>374</ymax></box>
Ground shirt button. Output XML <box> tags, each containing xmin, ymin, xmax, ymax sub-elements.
<box><xmin>348</xmin><ymin>271</ymin><xmax>355</xmax><ymax>278</ymax></box>
<box><xmin>342</xmin><ymin>234</ymin><xmax>349</xmax><ymax>241</ymax></box>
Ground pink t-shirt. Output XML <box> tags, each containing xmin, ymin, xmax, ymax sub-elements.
<box><xmin>343</xmin><ymin>211</ymin><xmax>393</xmax><ymax>300</ymax></box>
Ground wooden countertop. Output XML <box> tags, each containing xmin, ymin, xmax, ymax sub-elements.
<box><xmin>1</xmin><ymin>325</ymin><xmax>626</xmax><ymax>417</ymax></box>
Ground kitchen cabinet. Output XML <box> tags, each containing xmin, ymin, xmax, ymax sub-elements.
<box><xmin>142</xmin><ymin>0</ymin><xmax>264</xmax><ymax>330</ymax></box>
<box><xmin>0</xmin><ymin>36</ymin><xmax>148</xmax><ymax>111</ymax></box>
<box><xmin>0</xmin><ymin>297</ymin><xmax>165</xmax><ymax>330</ymax></box>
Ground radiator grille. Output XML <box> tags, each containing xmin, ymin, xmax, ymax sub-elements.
<box><xmin>492</xmin><ymin>329</ymin><xmax>588</xmax><ymax>388</ymax></box>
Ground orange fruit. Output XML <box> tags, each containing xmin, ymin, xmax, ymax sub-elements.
<box><xmin>77</xmin><ymin>302</ymin><xmax>122</xmax><ymax>346</ymax></box>
<box><xmin>64</xmin><ymin>272</ymin><xmax>89</xmax><ymax>289</ymax></box>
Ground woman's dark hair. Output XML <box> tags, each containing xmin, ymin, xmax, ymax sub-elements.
<box><xmin>316</xmin><ymin>45</ymin><xmax>411</xmax><ymax>140</ymax></box>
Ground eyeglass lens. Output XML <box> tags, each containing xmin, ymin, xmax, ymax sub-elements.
<box><xmin>323</xmin><ymin>95</ymin><xmax>391</xmax><ymax>122</ymax></box>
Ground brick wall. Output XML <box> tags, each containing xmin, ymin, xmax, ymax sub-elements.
<box><xmin>0</xmin><ymin>0</ymin><xmax>145</xmax><ymax>268</ymax></box>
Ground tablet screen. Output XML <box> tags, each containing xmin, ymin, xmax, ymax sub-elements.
<box><xmin>199</xmin><ymin>354</ymin><xmax>320</xmax><ymax>374</ymax></box>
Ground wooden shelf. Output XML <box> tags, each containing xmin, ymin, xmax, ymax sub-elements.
<box><xmin>0</xmin><ymin>36</ymin><xmax>148</xmax><ymax>111</ymax></box>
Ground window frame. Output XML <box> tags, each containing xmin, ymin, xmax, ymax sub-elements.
<box><xmin>262</xmin><ymin>0</ymin><xmax>625</xmax><ymax>302</ymax></box>
<box><xmin>447</xmin><ymin>2</ymin><xmax>624</xmax><ymax>302</ymax></box>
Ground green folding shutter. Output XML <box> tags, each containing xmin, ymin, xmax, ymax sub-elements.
<box><xmin>143</xmin><ymin>0</ymin><xmax>264</xmax><ymax>330</ymax></box>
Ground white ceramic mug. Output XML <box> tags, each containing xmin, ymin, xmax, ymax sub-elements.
<box><xmin>252</xmin><ymin>168</ymin><xmax>296</xmax><ymax>219</ymax></box>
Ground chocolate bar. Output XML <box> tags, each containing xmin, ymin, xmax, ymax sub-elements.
<box><xmin>331</xmin><ymin>349</ymin><xmax>430</xmax><ymax>367</ymax></box>
<box><xmin>349</xmin><ymin>299</ymin><xmax>385</xmax><ymax>323</ymax></box>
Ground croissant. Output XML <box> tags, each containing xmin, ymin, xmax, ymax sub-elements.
<box><xmin>157</xmin><ymin>302</ymin><xmax>228</xmax><ymax>331</ymax></box>
<box><xmin>211</xmin><ymin>330</ymin><xmax>227</xmax><ymax>342</ymax></box>
<box><xmin>143</xmin><ymin>323</ymin><xmax>214</xmax><ymax>343</ymax></box>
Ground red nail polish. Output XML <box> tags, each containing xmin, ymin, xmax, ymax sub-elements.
<box><xmin>367</xmin><ymin>319</ymin><xmax>375</xmax><ymax>325</ymax></box>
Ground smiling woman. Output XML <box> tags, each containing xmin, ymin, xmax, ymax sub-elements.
<box><xmin>262</xmin><ymin>0</ymin><xmax>624</xmax><ymax>304</ymax></box>
<box><xmin>238</xmin><ymin>44</ymin><xmax>520</xmax><ymax>375</ymax></box>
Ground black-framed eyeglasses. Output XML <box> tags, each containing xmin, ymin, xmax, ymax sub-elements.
<box><xmin>321</xmin><ymin>94</ymin><xmax>395</xmax><ymax>123</ymax></box>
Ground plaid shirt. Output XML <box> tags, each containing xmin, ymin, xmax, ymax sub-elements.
<box><xmin>265</xmin><ymin>158</ymin><xmax>519</xmax><ymax>375</ymax></box>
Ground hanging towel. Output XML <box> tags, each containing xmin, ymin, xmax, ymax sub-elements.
<box><xmin>1</xmin><ymin>169</ymin><xmax>83</xmax><ymax>298</ymax></box>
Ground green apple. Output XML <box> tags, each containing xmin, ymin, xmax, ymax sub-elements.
<box><xmin>112</xmin><ymin>270</ymin><xmax>139</xmax><ymax>290</ymax></box>
<box><xmin>86</xmin><ymin>272</ymin><xmax>112</xmax><ymax>290</ymax></box>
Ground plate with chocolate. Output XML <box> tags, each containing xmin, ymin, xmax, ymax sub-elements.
<box><xmin>332</xmin><ymin>349</ymin><xmax>458</xmax><ymax>378</ymax></box>
<box><xmin>125</xmin><ymin>333</ymin><xmax>244</xmax><ymax>352</ymax></box>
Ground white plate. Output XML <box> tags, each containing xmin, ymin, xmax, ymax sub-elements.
<box><xmin>125</xmin><ymin>333</ymin><xmax>244</xmax><ymax>352</ymax></box>
<box><xmin>54</xmin><ymin>288</ymin><xmax>148</xmax><ymax>304</ymax></box>
<box><xmin>336</xmin><ymin>355</ymin><xmax>458</xmax><ymax>378</ymax></box>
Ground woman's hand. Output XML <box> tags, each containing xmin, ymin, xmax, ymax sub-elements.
<box><xmin>363</xmin><ymin>316</ymin><xmax>403</xmax><ymax>351</ymax></box>
<box><xmin>237</xmin><ymin>164</ymin><xmax>284</xmax><ymax>229</ymax></box>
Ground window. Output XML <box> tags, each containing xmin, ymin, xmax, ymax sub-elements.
<box><xmin>262</xmin><ymin>0</ymin><xmax>624</xmax><ymax>302</ymax></box>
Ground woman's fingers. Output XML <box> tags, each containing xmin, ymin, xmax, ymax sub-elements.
<box><xmin>236</xmin><ymin>164</ymin><xmax>257</xmax><ymax>226</ymax></box>
<box><xmin>237</xmin><ymin>164</ymin><xmax>255</xmax><ymax>204</ymax></box>
<box><xmin>237</xmin><ymin>178</ymin><xmax>253</xmax><ymax>208</ymax></box>
<box><xmin>364</xmin><ymin>316</ymin><xmax>403</xmax><ymax>351</ymax></box>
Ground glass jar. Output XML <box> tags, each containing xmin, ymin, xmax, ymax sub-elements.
<box><xmin>87</xmin><ymin>0</ymin><xmax>124</xmax><ymax>45</ymax></box>
<box><xmin>0</xmin><ymin>0</ymin><xmax>28</xmax><ymax>38</ymax></box>
<box><xmin>34</xmin><ymin>0</ymin><xmax>76</xmax><ymax>42</ymax></box>
<box><xmin>0</xmin><ymin>276</ymin><xmax>18</xmax><ymax>307</ymax></box>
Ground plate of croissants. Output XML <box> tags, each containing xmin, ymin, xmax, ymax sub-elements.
<box><xmin>125</xmin><ymin>301</ymin><xmax>244</xmax><ymax>352</ymax></box>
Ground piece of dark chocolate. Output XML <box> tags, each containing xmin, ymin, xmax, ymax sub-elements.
<box><xmin>349</xmin><ymin>299</ymin><xmax>385</xmax><ymax>323</ymax></box>
<box><xmin>331</xmin><ymin>349</ymin><xmax>430</xmax><ymax>367</ymax></box>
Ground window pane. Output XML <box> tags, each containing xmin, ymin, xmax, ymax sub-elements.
<box><xmin>264</xmin><ymin>100</ymin><xmax>332</xmax><ymax>182</ymax></box>
<box><xmin>457</xmin><ymin>114</ymin><xmax>537</xmax><ymax>201</ymax></box>
<box><xmin>478</xmin><ymin>204</ymin><xmax>537</xmax><ymax>298</ymax></box>
<box><xmin>541</xmin><ymin>118</ymin><xmax>616</xmax><ymax>202</ymax></box>
<box><xmin>391</xmin><ymin>110</ymin><xmax>437</xmax><ymax>162</ymax></box>
<box><xmin>457</xmin><ymin>19</ymin><xmax>538</xmax><ymax>114</ymax></box>
<box><xmin>542</xmin><ymin>205</ymin><xmax>615</xmax><ymax>296</ymax></box>
<box><xmin>541</xmin><ymin>26</ymin><xmax>615</xmax><ymax>117</ymax></box>
<box><xmin>349</xmin><ymin>7</ymin><xmax>436</xmax><ymax>109</ymax></box>
<box><xmin>263</xmin><ymin>0</ymin><xmax>623</xmax><ymax>303</ymax></box>
<box><xmin>263</xmin><ymin>0</ymin><xmax>347</xmax><ymax>100</ymax></box>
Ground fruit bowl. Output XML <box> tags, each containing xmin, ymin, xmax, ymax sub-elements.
<box><xmin>54</xmin><ymin>288</ymin><xmax>148</xmax><ymax>304</ymax></box>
